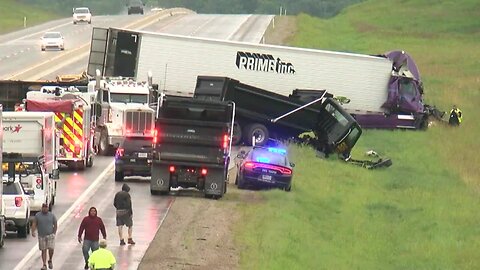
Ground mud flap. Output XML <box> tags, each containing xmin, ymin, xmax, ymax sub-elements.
<box><xmin>204</xmin><ymin>169</ymin><xmax>225</xmax><ymax>197</ymax></box>
<box><xmin>150</xmin><ymin>163</ymin><xmax>171</xmax><ymax>193</ymax></box>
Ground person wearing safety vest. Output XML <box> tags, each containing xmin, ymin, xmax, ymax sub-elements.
<box><xmin>88</xmin><ymin>239</ymin><xmax>116</xmax><ymax>270</ymax></box>
<box><xmin>448</xmin><ymin>105</ymin><xmax>462</xmax><ymax>126</ymax></box>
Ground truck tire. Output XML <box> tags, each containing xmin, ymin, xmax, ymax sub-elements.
<box><xmin>115</xmin><ymin>171</ymin><xmax>124</xmax><ymax>182</ymax></box>
<box><xmin>17</xmin><ymin>222</ymin><xmax>29</xmax><ymax>238</ymax></box>
<box><xmin>86</xmin><ymin>155</ymin><xmax>93</xmax><ymax>167</ymax></box>
<box><xmin>232</xmin><ymin>123</ymin><xmax>242</xmax><ymax>145</ymax></box>
<box><xmin>243</xmin><ymin>123</ymin><xmax>269</xmax><ymax>146</ymax></box>
<box><xmin>98</xmin><ymin>130</ymin><xmax>110</xmax><ymax>156</ymax></box>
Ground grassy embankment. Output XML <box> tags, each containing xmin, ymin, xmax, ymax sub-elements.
<box><xmin>0</xmin><ymin>0</ymin><xmax>59</xmax><ymax>35</ymax></box>
<box><xmin>234</xmin><ymin>0</ymin><xmax>480</xmax><ymax>269</ymax></box>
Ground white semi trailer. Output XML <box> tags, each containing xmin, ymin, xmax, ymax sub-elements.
<box><xmin>88</xmin><ymin>27</ymin><xmax>427</xmax><ymax>129</ymax></box>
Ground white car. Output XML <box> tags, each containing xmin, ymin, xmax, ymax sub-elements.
<box><xmin>73</xmin><ymin>7</ymin><xmax>92</xmax><ymax>24</ymax></box>
<box><xmin>40</xmin><ymin>32</ymin><xmax>65</xmax><ymax>51</ymax></box>
<box><xmin>2</xmin><ymin>179</ymin><xmax>31</xmax><ymax>238</ymax></box>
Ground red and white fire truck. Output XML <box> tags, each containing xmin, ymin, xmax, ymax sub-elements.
<box><xmin>24</xmin><ymin>87</ymin><xmax>95</xmax><ymax>170</ymax></box>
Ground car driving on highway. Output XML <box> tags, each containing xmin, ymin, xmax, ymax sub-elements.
<box><xmin>235</xmin><ymin>145</ymin><xmax>294</xmax><ymax>191</ymax></box>
<box><xmin>114</xmin><ymin>136</ymin><xmax>153</xmax><ymax>181</ymax></box>
<box><xmin>40</xmin><ymin>32</ymin><xmax>64</xmax><ymax>51</ymax></box>
<box><xmin>72</xmin><ymin>7</ymin><xmax>92</xmax><ymax>24</ymax></box>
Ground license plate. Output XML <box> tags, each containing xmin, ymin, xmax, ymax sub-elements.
<box><xmin>130</xmin><ymin>158</ymin><xmax>136</xmax><ymax>162</ymax></box>
<box><xmin>138</xmin><ymin>153</ymin><xmax>148</xmax><ymax>158</ymax></box>
<box><xmin>261</xmin><ymin>175</ymin><xmax>272</xmax><ymax>181</ymax></box>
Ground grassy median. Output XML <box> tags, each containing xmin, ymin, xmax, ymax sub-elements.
<box><xmin>236</xmin><ymin>0</ymin><xmax>480</xmax><ymax>269</ymax></box>
<box><xmin>0</xmin><ymin>0</ymin><xmax>59</xmax><ymax>34</ymax></box>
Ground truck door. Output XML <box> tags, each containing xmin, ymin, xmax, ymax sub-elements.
<box><xmin>113</xmin><ymin>31</ymin><xmax>140</xmax><ymax>77</ymax></box>
<box><xmin>87</xmin><ymin>27</ymin><xmax>109</xmax><ymax>77</ymax></box>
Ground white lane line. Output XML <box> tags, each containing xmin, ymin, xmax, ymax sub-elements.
<box><xmin>5</xmin><ymin>21</ymin><xmax>72</xmax><ymax>45</ymax></box>
<box><xmin>13</xmin><ymin>161</ymin><xmax>115</xmax><ymax>270</ymax></box>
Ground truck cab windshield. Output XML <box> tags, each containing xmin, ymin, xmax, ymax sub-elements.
<box><xmin>110</xmin><ymin>93</ymin><xmax>148</xmax><ymax>104</ymax></box>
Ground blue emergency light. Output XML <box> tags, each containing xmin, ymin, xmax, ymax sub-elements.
<box><xmin>256</xmin><ymin>157</ymin><xmax>270</xmax><ymax>163</ymax></box>
<box><xmin>267</xmin><ymin>147</ymin><xmax>287</xmax><ymax>155</ymax></box>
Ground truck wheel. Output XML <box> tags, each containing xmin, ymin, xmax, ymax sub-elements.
<box><xmin>99</xmin><ymin>130</ymin><xmax>110</xmax><ymax>155</ymax></box>
<box><xmin>232</xmin><ymin>123</ymin><xmax>242</xmax><ymax>145</ymax></box>
<box><xmin>86</xmin><ymin>155</ymin><xmax>93</xmax><ymax>167</ymax></box>
<box><xmin>244</xmin><ymin>123</ymin><xmax>269</xmax><ymax>146</ymax></box>
<box><xmin>17</xmin><ymin>223</ymin><xmax>28</xmax><ymax>238</ymax></box>
<box><xmin>115</xmin><ymin>171</ymin><xmax>124</xmax><ymax>182</ymax></box>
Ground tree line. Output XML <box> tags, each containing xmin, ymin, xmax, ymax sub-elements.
<box><xmin>19</xmin><ymin>0</ymin><xmax>364</xmax><ymax>18</ymax></box>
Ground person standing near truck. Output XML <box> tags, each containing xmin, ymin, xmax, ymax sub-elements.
<box><xmin>113</xmin><ymin>184</ymin><xmax>135</xmax><ymax>245</ymax></box>
<box><xmin>78</xmin><ymin>207</ymin><xmax>107</xmax><ymax>269</ymax></box>
<box><xmin>31</xmin><ymin>203</ymin><xmax>58</xmax><ymax>270</ymax></box>
<box><xmin>448</xmin><ymin>105</ymin><xmax>462</xmax><ymax>126</ymax></box>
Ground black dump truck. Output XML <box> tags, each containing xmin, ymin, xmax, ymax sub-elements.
<box><xmin>194</xmin><ymin>76</ymin><xmax>362</xmax><ymax>155</ymax></box>
<box><xmin>150</xmin><ymin>96</ymin><xmax>234</xmax><ymax>199</ymax></box>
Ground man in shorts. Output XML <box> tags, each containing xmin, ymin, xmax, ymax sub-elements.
<box><xmin>113</xmin><ymin>183</ymin><xmax>135</xmax><ymax>245</ymax></box>
<box><xmin>31</xmin><ymin>203</ymin><xmax>58</xmax><ymax>270</ymax></box>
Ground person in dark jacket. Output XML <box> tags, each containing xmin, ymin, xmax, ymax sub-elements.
<box><xmin>113</xmin><ymin>183</ymin><xmax>135</xmax><ymax>246</ymax></box>
<box><xmin>78</xmin><ymin>207</ymin><xmax>107</xmax><ymax>270</ymax></box>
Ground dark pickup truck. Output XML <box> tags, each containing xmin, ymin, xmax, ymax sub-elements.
<box><xmin>150</xmin><ymin>96</ymin><xmax>234</xmax><ymax>199</ymax></box>
<box><xmin>194</xmin><ymin>76</ymin><xmax>362</xmax><ymax>156</ymax></box>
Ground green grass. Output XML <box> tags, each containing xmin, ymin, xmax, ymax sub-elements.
<box><xmin>236</xmin><ymin>0</ymin><xmax>480</xmax><ymax>269</ymax></box>
<box><xmin>0</xmin><ymin>0</ymin><xmax>60</xmax><ymax>34</ymax></box>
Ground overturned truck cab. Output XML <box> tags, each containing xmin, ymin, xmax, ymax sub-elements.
<box><xmin>150</xmin><ymin>96</ymin><xmax>234</xmax><ymax>199</ymax></box>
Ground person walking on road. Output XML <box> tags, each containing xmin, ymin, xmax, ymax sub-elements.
<box><xmin>88</xmin><ymin>239</ymin><xmax>116</xmax><ymax>270</ymax></box>
<box><xmin>113</xmin><ymin>183</ymin><xmax>135</xmax><ymax>245</ymax></box>
<box><xmin>31</xmin><ymin>203</ymin><xmax>58</xmax><ymax>270</ymax></box>
<box><xmin>448</xmin><ymin>104</ymin><xmax>463</xmax><ymax>126</ymax></box>
<box><xmin>78</xmin><ymin>207</ymin><xmax>107</xmax><ymax>270</ymax></box>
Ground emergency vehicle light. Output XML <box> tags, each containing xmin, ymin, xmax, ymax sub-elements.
<box><xmin>169</xmin><ymin>166</ymin><xmax>175</xmax><ymax>173</ymax></box>
<box><xmin>115</xmin><ymin>148</ymin><xmax>124</xmax><ymax>157</ymax></box>
<box><xmin>222</xmin><ymin>134</ymin><xmax>229</xmax><ymax>149</ymax></box>
<box><xmin>256</xmin><ymin>157</ymin><xmax>270</xmax><ymax>163</ymax></box>
<box><xmin>201</xmin><ymin>169</ymin><xmax>208</xmax><ymax>176</ymax></box>
<box><xmin>267</xmin><ymin>147</ymin><xmax>287</xmax><ymax>155</ymax></box>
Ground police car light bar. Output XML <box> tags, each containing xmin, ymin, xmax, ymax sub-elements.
<box><xmin>267</xmin><ymin>147</ymin><xmax>287</xmax><ymax>155</ymax></box>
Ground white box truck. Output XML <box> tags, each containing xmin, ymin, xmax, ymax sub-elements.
<box><xmin>88</xmin><ymin>27</ymin><xmax>427</xmax><ymax>129</ymax></box>
<box><xmin>2</xmin><ymin>112</ymin><xmax>59</xmax><ymax>212</ymax></box>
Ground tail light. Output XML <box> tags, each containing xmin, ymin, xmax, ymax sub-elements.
<box><xmin>244</xmin><ymin>162</ymin><xmax>255</xmax><ymax>169</ymax></box>
<box><xmin>126</xmin><ymin>129</ymin><xmax>132</xmax><ymax>136</ymax></box>
<box><xmin>169</xmin><ymin>166</ymin><xmax>175</xmax><ymax>173</ymax></box>
<box><xmin>116</xmin><ymin>148</ymin><xmax>125</xmax><ymax>157</ymax></box>
<box><xmin>201</xmin><ymin>168</ymin><xmax>208</xmax><ymax>176</ymax></box>
<box><xmin>153</xmin><ymin>129</ymin><xmax>158</xmax><ymax>144</ymax></box>
<box><xmin>222</xmin><ymin>134</ymin><xmax>229</xmax><ymax>149</ymax></box>
<box><xmin>243</xmin><ymin>162</ymin><xmax>292</xmax><ymax>175</ymax></box>
<box><xmin>36</xmin><ymin>177</ymin><xmax>43</xmax><ymax>189</ymax></box>
<box><xmin>15</xmin><ymin>197</ymin><xmax>23</xmax><ymax>207</ymax></box>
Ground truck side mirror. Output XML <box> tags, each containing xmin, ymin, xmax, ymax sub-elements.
<box><xmin>290</xmin><ymin>162</ymin><xmax>295</xmax><ymax>168</ymax></box>
<box><xmin>50</xmin><ymin>169</ymin><xmax>60</xmax><ymax>180</ymax></box>
<box><xmin>95</xmin><ymin>103</ymin><xmax>102</xmax><ymax>116</ymax></box>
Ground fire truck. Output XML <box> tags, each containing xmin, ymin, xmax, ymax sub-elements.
<box><xmin>89</xmin><ymin>71</ymin><xmax>156</xmax><ymax>155</ymax></box>
<box><xmin>24</xmin><ymin>87</ymin><xmax>95</xmax><ymax>170</ymax></box>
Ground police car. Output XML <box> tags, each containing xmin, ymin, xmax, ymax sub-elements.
<box><xmin>114</xmin><ymin>136</ymin><xmax>153</xmax><ymax>181</ymax></box>
<box><xmin>235</xmin><ymin>144</ymin><xmax>294</xmax><ymax>191</ymax></box>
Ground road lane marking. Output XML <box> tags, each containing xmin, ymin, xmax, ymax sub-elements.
<box><xmin>13</xmin><ymin>161</ymin><xmax>115</xmax><ymax>270</ymax></box>
<box><xmin>7</xmin><ymin>9</ymin><xmax>192</xmax><ymax>80</ymax></box>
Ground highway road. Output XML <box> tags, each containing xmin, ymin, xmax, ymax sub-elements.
<box><xmin>0</xmin><ymin>8</ymin><xmax>273</xmax><ymax>270</ymax></box>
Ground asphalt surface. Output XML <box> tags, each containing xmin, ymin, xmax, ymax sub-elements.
<box><xmin>0</xmin><ymin>9</ymin><xmax>272</xmax><ymax>269</ymax></box>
